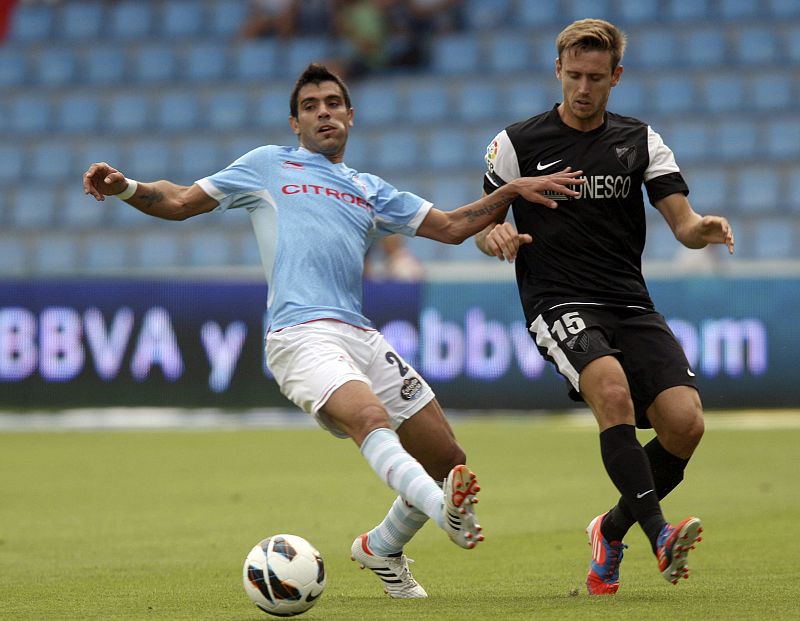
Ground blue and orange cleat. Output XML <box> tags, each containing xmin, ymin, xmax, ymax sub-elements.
<box><xmin>586</xmin><ymin>513</ymin><xmax>627</xmax><ymax>595</ymax></box>
<box><xmin>657</xmin><ymin>517</ymin><xmax>703</xmax><ymax>584</ymax></box>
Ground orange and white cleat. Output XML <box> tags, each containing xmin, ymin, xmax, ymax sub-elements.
<box><xmin>656</xmin><ymin>517</ymin><xmax>703</xmax><ymax>584</ymax></box>
<box><xmin>586</xmin><ymin>513</ymin><xmax>627</xmax><ymax>595</ymax></box>
<box><xmin>442</xmin><ymin>465</ymin><xmax>484</xmax><ymax>549</ymax></box>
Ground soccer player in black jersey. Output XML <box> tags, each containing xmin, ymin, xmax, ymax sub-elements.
<box><xmin>475</xmin><ymin>19</ymin><xmax>734</xmax><ymax>594</ymax></box>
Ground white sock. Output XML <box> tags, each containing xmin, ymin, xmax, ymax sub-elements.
<box><xmin>360</xmin><ymin>428</ymin><xmax>444</xmax><ymax>528</ymax></box>
<box><xmin>367</xmin><ymin>496</ymin><xmax>429</xmax><ymax>556</ymax></box>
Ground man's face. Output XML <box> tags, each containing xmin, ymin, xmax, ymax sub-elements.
<box><xmin>556</xmin><ymin>48</ymin><xmax>622</xmax><ymax>130</ymax></box>
<box><xmin>289</xmin><ymin>81</ymin><xmax>353</xmax><ymax>161</ymax></box>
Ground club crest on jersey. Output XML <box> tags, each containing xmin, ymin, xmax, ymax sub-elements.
<box><xmin>614</xmin><ymin>145</ymin><xmax>637</xmax><ymax>169</ymax></box>
<box><xmin>564</xmin><ymin>331</ymin><xmax>589</xmax><ymax>353</ymax></box>
<box><xmin>400</xmin><ymin>377</ymin><xmax>422</xmax><ymax>401</ymax></box>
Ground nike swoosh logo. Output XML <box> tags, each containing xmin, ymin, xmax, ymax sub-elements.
<box><xmin>636</xmin><ymin>489</ymin><xmax>654</xmax><ymax>499</ymax></box>
<box><xmin>687</xmin><ymin>369</ymin><xmax>696</xmax><ymax>377</ymax></box>
<box><xmin>536</xmin><ymin>159</ymin><xmax>563</xmax><ymax>171</ymax></box>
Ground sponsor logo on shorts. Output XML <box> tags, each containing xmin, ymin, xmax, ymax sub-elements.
<box><xmin>565</xmin><ymin>331</ymin><xmax>589</xmax><ymax>353</ymax></box>
<box><xmin>400</xmin><ymin>377</ymin><xmax>422</xmax><ymax>400</ymax></box>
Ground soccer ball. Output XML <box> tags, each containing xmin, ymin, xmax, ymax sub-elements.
<box><xmin>242</xmin><ymin>534</ymin><xmax>326</xmax><ymax>617</ymax></box>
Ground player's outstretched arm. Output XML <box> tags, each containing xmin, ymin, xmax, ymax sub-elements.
<box><xmin>83</xmin><ymin>162</ymin><xmax>218</xmax><ymax>221</ymax></box>
<box><xmin>656</xmin><ymin>193</ymin><xmax>735</xmax><ymax>254</ymax></box>
<box><xmin>417</xmin><ymin>168</ymin><xmax>584</xmax><ymax>245</ymax></box>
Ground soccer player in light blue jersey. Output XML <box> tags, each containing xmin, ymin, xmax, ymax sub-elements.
<box><xmin>83</xmin><ymin>63</ymin><xmax>583</xmax><ymax>598</ymax></box>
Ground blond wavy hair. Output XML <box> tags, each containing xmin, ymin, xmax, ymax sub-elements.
<box><xmin>556</xmin><ymin>19</ymin><xmax>627</xmax><ymax>71</ymax></box>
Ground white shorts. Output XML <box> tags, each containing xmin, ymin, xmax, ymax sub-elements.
<box><xmin>266</xmin><ymin>320</ymin><xmax>435</xmax><ymax>438</ymax></box>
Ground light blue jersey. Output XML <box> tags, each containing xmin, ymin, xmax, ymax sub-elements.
<box><xmin>197</xmin><ymin>145</ymin><xmax>432</xmax><ymax>332</ymax></box>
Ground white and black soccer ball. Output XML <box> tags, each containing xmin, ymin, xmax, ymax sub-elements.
<box><xmin>242</xmin><ymin>534</ymin><xmax>326</xmax><ymax>617</ymax></box>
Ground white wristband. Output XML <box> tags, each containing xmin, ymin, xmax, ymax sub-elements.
<box><xmin>113</xmin><ymin>178</ymin><xmax>138</xmax><ymax>201</ymax></box>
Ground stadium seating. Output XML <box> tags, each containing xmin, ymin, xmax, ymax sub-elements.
<box><xmin>2</xmin><ymin>0</ymin><xmax>799</xmax><ymax>273</ymax></box>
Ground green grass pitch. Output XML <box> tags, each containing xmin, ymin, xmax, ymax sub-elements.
<box><xmin>1</xmin><ymin>412</ymin><xmax>798</xmax><ymax>620</ymax></box>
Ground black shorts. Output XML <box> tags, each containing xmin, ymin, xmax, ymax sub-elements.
<box><xmin>528</xmin><ymin>304</ymin><xmax>698</xmax><ymax>428</ymax></box>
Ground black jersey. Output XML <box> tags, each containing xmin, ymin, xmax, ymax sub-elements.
<box><xmin>483</xmin><ymin>104</ymin><xmax>689</xmax><ymax>321</ymax></box>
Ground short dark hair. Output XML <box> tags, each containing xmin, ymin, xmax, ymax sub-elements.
<box><xmin>290</xmin><ymin>63</ymin><xmax>352</xmax><ymax>118</ymax></box>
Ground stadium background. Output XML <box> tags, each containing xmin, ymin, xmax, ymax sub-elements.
<box><xmin>1</xmin><ymin>0</ymin><xmax>799</xmax><ymax>413</ymax></box>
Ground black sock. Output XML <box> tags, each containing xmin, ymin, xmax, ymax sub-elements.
<box><xmin>603</xmin><ymin>437</ymin><xmax>690</xmax><ymax>548</ymax></box>
<box><xmin>598</xmin><ymin>424</ymin><xmax>665</xmax><ymax>549</ymax></box>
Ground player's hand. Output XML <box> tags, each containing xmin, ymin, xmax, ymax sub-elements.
<box><xmin>83</xmin><ymin>162</ymin><xmax>127</xmax><ymax>201</ymax></box>
<box><xmin>696</xmin><ymin>215</ymin><xmax>735</xmax><ymax>254</ymax></box>
<box><xmin>512</xmin><ymin>167</ymin><xmax>585</xmax><ymax>208</ymax></box>
<box><xmin>484</xmin><ymin>222</ymin><xmax>532</xmax><ymax>263</ymax></box>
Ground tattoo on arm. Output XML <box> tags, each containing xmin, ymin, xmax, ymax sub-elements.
<box><xmin>137</xmin><ymin>189</ymin><xmax>165</xmax><ymax>210</ymax></box>
<box><xmin>464</xmin><ymin>197</ymin><xmax>512</xmax><ymax>223</ymax></box>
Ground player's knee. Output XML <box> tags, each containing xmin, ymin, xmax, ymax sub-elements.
<box><xmin>350</xmin><ymin>403</ymin><xmax>392</xmax><ymax>442</ymax></box>
<box><xmin>589</xmin><ymin>381</ymin><xmax>634</xmax><ymax>424</ymax></box>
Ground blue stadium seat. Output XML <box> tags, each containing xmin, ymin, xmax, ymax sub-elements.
<box><xmin>515</xmin><ymin>0</ymin><xmax>560</xmax><ymax>25</ymax></box>
<box><xmin>699</xmin><ymin>74</ymin><xmax>744</xmax><ymax>113</ymax></box>
<box><xmin>765</xmin><ymin>118</ymin><xmax>800</xmax><ymax>159</ymax></box>
<box><xmin>502</xmin><ymin>79</ymin><xmax>552</xmax><ymax>123</ymax></box>
<box><xmin>206</xmin><ymin>91</ymin><xmax>250</xmax><ymax>131</ymax></box>
<box><xmin>252</xmin><ymin>91</ymin><xmax>290</xmax><ymax>129</ymax></box>
<box><xmin>77</xmin><ymin>141</ymin><xmax>124</xmax><ymax>174</ymax></box>
<box><xmin>666</xmin><ymin>0</ymin><xmax>709</xmax><ymax>21</ymax></box>
<box><xmin>58</xmin><ymin>93</ymin><xmax>101</xmax><ymax>134</ymax></box>
<box><xmin>629</xmin><ymin>28</ymin><xmax>676</xmax><ymax>68</ymax></box>
<box><xmin>234</xmin><ymin>41</ymin><xmax>280</xmax><ymax>81</ymax></box>
<box><xmin>187</xmin><ymin>231</ymin><xmax>233</xmax><ymax>267</ymax></box>
<box><xmin>487</xmin><ymin>33</ymin><xmax>532</xmax><ymax>74</ymax></box>
<box><xmin>342</xmin><ymin>134</ymin><xmax>367</xmax><ymax>170</ymax></box>
<box><xmin>10</xmin><ymin>187</ymin><xmax>57</xmax><ymax>229</ymax></box>
<box><xmin>29</xmin><ymin>143</ymin><xmax>73</xmax><ymax>182</ymax></box>
<box><xmin>0</xmin><ymin>146</ymin><xmax>24</xmax><ymax>183</ymax></box>
<box><xmin>162</xmin><ymin>0</ymin><xmax>205</xmax><ymax>38</ymax></box>
<box><xmin>175</xmin><ymin>137</ymin><xmax>226</xmax><ymax>180</ymax></box>
<box><xmin>643</xmin><ymin>216</ymin><xmax>678</xmax><ymax>261</ymax></box>
<box><xmin>715</xmin><ymin>119</ymin><xmax>757</xmax><ymax>161</ymax></box>
<box><xmin>283</xmin><ymin>37</ymin><xmax>334</xmax><ymax>77</ymax></box>
<box><xmin>610</xmin><ymin>76</ymin><xmax>646</xmax><ymax>116</ymax></box>
<box><xmin>109</xmin><ymin>1</ymin><xmax>153</xmax><ymax>40</ymax></box>
<box><xmin>183</xmin><ymin>43</ymin><xmax>228</xmax><ymax>82</ymax></box>
<box><xmin>404</xmin><ymin>82</ymin><xmax>449</xmax><ymax>124</ymax></box>
<box><xmin>349</xmin><ymin>83</ymin><xmax>398</xmax><ymax>126</ymax></box>
<box><xmin>463</xmin><ymin>0</ymin><xmax>510</xmax><ymax>30</ymax></box>
<box><xmin>685</xmin><ymin>167</ymin><xmax>728</xmax><ymax>212</ymax></box>
<box><xmin>127</xmin><ymin>138</ymin><xmax>174</xmax><ymax>182</ymax></box>
<box><xmin>132</xmin><ymin>45</ymin><xmax>178</xmax><ymax>83</ymax></box>
<box><xmin>107</xmin><ymin>93</ymin><xmax>151</xmax><ymax>133</ymax></box>
<box><xmin>237</xmin><ymin>231</ymin><xmax>263</xmax><ymax>267</ymax></box>
<box><xmin>431</xmin><ymin>35</ymin><xmax>481</xmax><ymax>75</ymax></box>
<box><xmin>0</xmin><ymin>48</ymin><xmax>28</xmax><ymax>88</ymax></box>
<box><xmin>156</xmin><ymin>91</ymin><xmax>200</xmax><ymax>131</ymax></box>
<box><xmin>752</xmin><ymin>219</ymin><xmax>795</xmax><ymax>259</ymax></box>
<box><xmin>32</xmin><ymin>233</ymin><xmax>80</xmax><ymax>273</ymax></box>
<box><xmin>650</xmin><ymin>75</ymin><xmax>695</xmax><ymax>115</ymax></box>
<box><xmin>682</xmin><ymin>27</ymin><xmax>727</xmax><ymax>67</ymax></box>
<box><xmin>9</xmin><ymin>95</ymin><xmax>50</xmax><ymax>134</ymax></box>
<box><xmin>85</xmin><ymin>46</ymin><xmax>127</xmax><ymax>85</ymax></box>
<box><xmin>456</xmin><ymin>82</ymin><xmax>499</xmax><ymax>122</ymax></box>
<box><xmin>662</xmin><ymin>120</ymin><xmax>709</xmax><ymax>163</ymax></box>
<box><xmin>719</xmin><ymin>0</ymin><xmax>759</xmax><ymax>19</ymax></box>
<box><xmin>0</xmin><ymin>232</ymin><xmax>28</xmax><ymax>275</ymax></box>
<box><xmin>34</xmin><ymin>47</ymin><xmax>77</xmax><ymax>87</ymax></box>
<box><xmin>770</xmin><ymin>0</ymin><xmax>800</xmax><ymax>17</ymax></box>
<box><xmin>207</xmin><ymin>0</ymin><xmax>249</xmax><ymax>38</ymax></box>
<box><xmin>133</xmin><ymin>230</ymin><xmax>184</xmax><ymax>269</ymax></box>
<box><xmin>425</xmin><ymin>129</ymin><xmax>469</xmax><ymax>171</ymax></box>
<box><xmin>374</xmin><ymin>131</ymin><xmax>418</xmax><ymax>171</ymax></box>
<box><xmin>61</xmin><ymin>186</ymin><xmax>106</xmax><ymax>229</ymax></box>
<box><xmin>750</xmin><ymin>73</ymin><xmax>792</xmax><ymax>111</ymax></box>
<box><xmin>8</xmin><ymin>4</ymin><xmax>53</xmax><ymax>42</ymax></box>
<box><xmin>565</xmin><ymin>0</ymin><xmax>611</xmax><ymax>23</ymax></box>
<box><xmin>616</xmin><ymin>0</ymin><xmax>659</xmax><ymax>23</ymax></box>
<box><xmin>733</xmin><ymin>167</ymin><xmax>780</xmax><ymax>213</ymax></box>
<box><xmin>735</xmin><ymin>26</ymin><xmax>778</xmax><ymax>65</ymax></box>
<box><xmin>788</xmin><ymin>25</ymin><xmax>800</xmax><ymax>64</ymax></box>
<box><xmin>785</xmin><ymin>166</ymin><xmax>800</xmax><ymax>213</ymax></box>
<box><xmin>426</xmin><ymin>174</ymin><xmax>475</xmax><ymax>214</ymax></box>
<box><xmin>84</xmin><ymin>233</ymin><xmax>131</xmax><ymax>272</ymax></box>
<box><xmin>59</xmin><ymin>1</ymin><xmax>103</xmax><ymax>40</ymax></box>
